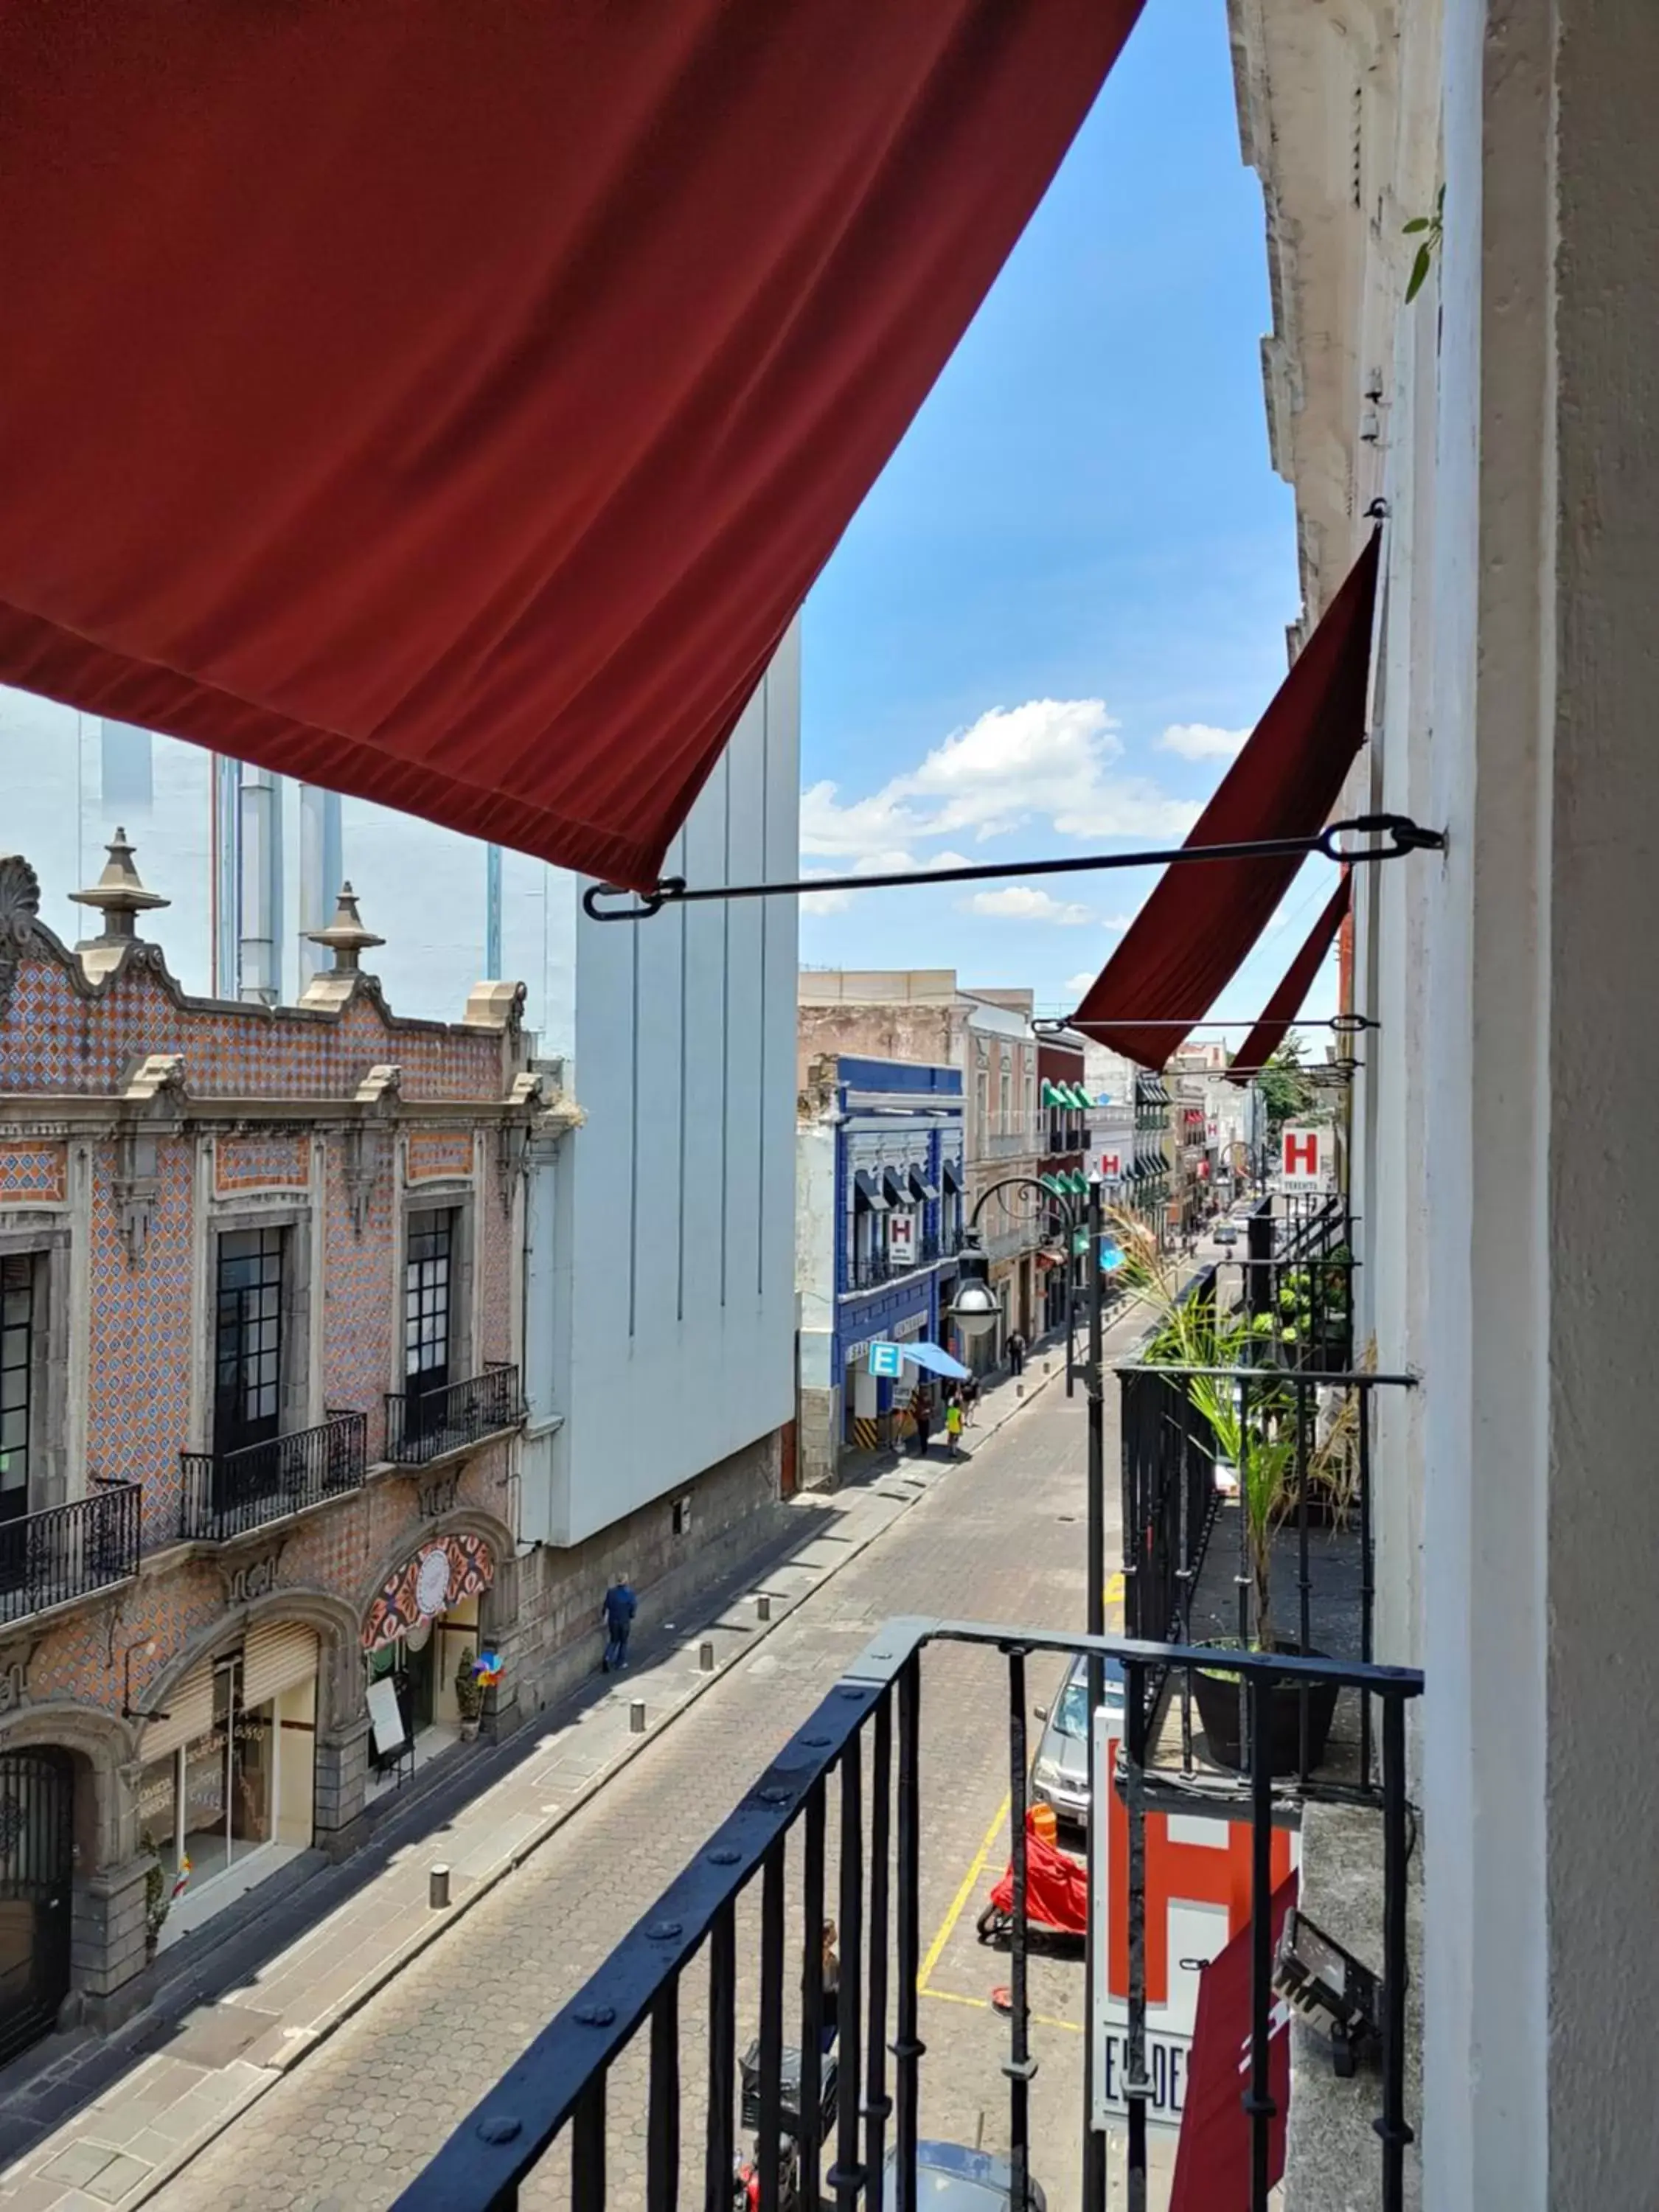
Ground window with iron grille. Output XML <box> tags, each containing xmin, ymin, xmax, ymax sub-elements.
<box><xmin>406</xmin><ymin>1209</ymin><xmax>455</xmax><ymax>1395</ymax></box>
<box><xmin>215</xmin><ymin>1227</ymin><xmax>285</xmax><ymax>1456</ymax></box>
<box><xmin>0</xmin><ymin>1256</ymin><xmax>32</xmax><ymax>1522</ymax></box>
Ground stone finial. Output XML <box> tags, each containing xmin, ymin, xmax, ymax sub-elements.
<box><xmin>306</xmin><ymin>883</ymin><xmax>385</xmax><ymax>975</ymax></box>
<box><xmin>69</xmin><ymin>830</ymin><xmax>169</xmax><ymax>983</ymax></box>
<box><xmin>70</xmin><ymin>829</ymin><xmax>169</xmax><ymax>944</ymax></box>
<box><xmin>0</xmin><ymin>854</ymin><xmax>41</xmax><ymax>1020</ymax></box>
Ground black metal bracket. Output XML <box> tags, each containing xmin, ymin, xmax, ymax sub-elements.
<box><xmin>581</xmin><ymin>813</ymin><xmax>1447</xmax><ymax>923</ymax></box>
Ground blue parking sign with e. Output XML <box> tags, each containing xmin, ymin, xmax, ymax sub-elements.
<box><xmin>869</xmin><ymin>1342</ymin><xmax>904</xmax><ymax>1378</ymax></box>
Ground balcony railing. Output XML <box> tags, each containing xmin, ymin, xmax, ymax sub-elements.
<box><xmin>384</xmin><ymin>1362</ymin><xmax>523</xmax><ymax>1467</ymax></box>
<box><xmin>1119</xmin><ymin>1321</ymin><xmax>1412</xmax><ymax>1796</ymax></box>
<box><xmin>0</xmin><ymin>1478</ymin><xmax>141</xmax><ymax>1624</ymax></box>
<box><xmin>848</xmin><ymin>1237</ymin><xmax>947</xmax><ymax>1291</ymax></box>
<box><xmin>180</xmin><ymin>1411</ymin><xmax>368</xmax><ymax>1541</ymax></box>
<box><xmin>392</xmin><ymin>1618</ymin><xmax>1422</xmax><ymax>2212</ymax></box>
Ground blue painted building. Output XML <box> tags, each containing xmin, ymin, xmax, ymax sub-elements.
<box><xmin>796</xmin><ymin>1054</ymin><xmax>964</xmax><ymax>1484</ymax></box>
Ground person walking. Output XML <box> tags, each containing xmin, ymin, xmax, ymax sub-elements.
<box><xmin>945</xmin><ymin>1392</ymin><xmax>964</xmax><ymax>1456</ymax></box>
<box><xmin>961</xmin><ymin>1372</ymin><xmax>981</xmax><ymax>1427</ymax></box>
<box><xmin>909</xmin><ymin>1383</ymin><xmax>933</xmax><ymax>1458</ymax></box>
<box><xmin>601</xmin><ymin>1574</ymin><xmax>636</xmax><ymax>1672</ymax></box>
<box><xmin>1006</xmin><ymin>1329</ymin><xmax>1026</xmax><ymax>1377</ymax></box>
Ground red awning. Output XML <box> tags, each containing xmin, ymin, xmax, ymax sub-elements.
<box><xmin>1068</xmin><ymin>532</ymin><xmax>1380</xmax><ymax>1067</ymax></box>
<box><xmin>1225</xmin><ymin>874</ymin><xmax>1352</xmax><ymax>1081</ymax></box>
<box><xmin>0</xmin><ymin>3</ymin><xmax>1141</xmax><ymax>892</ymax></box>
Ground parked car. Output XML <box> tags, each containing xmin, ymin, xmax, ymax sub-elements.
<box><xmin>1213</xmin><ymin>1221</ymin><xmax>1239</xmax><ymax>1247</ymax></box>
<box><xmin>1029</xmin><ymin>1651</ymin><xmax>1124</xmax><ymax>1832</ymax></box>
<box><xmin>883</xmin><ymin>2140</ymin><xmax>1048</xmax><ymax>2208</ymax></box>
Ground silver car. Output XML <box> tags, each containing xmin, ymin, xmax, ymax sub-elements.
<box><xmin>1029</xmin><ymin>1652</ymin><xmax>1124</xmax><ymax>1832</ymax></box>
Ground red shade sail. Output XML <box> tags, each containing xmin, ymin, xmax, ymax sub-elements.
<box><xmin>0</xmin><ymin>2</ymin><xmax>1141</xmax><ymax>892</ymax></box>
<box><xmin>1225</xmin><ymin>874</ymin><xmax>1352</xmax><ymax>1082</ymax></box>
<box><xmin>1068</xmin><ymin>532</ymin><xmax>1380</xmax><ymax>1067</ymax></box>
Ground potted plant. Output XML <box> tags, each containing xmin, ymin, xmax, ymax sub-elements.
<box><xmin>454</xmin><ymin>1644</ymin><xmax>484</xmax><ymax>1742</ymax></box>
<box><xmin>1119</xmin><ymin>1238</ymin><xmax>1340</xmax><ymax>1775</ymax></box>
<box><xmin>143</xmin><ymin>1858</ymin><xmax>170</xmax><ymax>1959</ymax></box>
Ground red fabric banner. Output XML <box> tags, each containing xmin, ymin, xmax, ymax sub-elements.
<box><xmin>1225</xmin><ymin>874</ymin><xmax>1352</xmax><ymax>1081</ymax></box>
<box><xmin>1169</xmin><ymin>1872</ymin><xmax>1298</xmax><ymax>2212</ymax></box>
<box><xmin>0</xmin><ymin>2</ymin><xmax>1141</xmax><ymax>891</ymax></box>
<box><xmin>1069</xmin><ymin>533</ymin><xmax>1380</xmax><ymax>1067</ymax></box>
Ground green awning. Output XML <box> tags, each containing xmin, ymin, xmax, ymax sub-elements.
<box><xmin>1040</xmin><ymin>1172</ymin><xmax>1067</xmax><ymax>1196</ymax></box>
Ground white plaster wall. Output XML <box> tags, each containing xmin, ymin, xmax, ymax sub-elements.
<box><xmin>795</xmin><ymin>1118</ymin><xmax>835</xmax><ymax>1395</ymax></box>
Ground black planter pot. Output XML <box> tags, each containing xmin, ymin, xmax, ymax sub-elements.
<box><xmin>1189</xmin><ymin>1643</ymin><xmax>1340</xmax><ymax>1776</ymax></box>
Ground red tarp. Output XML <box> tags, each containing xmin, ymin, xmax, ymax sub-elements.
<box><xmin>1169</xmin><ymin>1873</ymin><xmax>1298</xmax><ymax>2212</ymax></box>
<box><xmin>1225</xmin><ymin>874</ymin><xmax>1352</xmax><ymax>1081</ymax></box>
<box><xmin>0</xmin><ymin>4</ymin><xmax>1141</xmax><ymax>892</ymax></box>
<box><xmin>1068</xmin><ymin>533</ymin><xmax>1380</xmax><ymax>1067</ymax></box>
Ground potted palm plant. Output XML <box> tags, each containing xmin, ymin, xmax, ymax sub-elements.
<box><xmin>1116</xmin><ymin>1228</ymin><xmax>1340</xmax><ymax>1774</ymax></box>
<box><xmin>454</xmin><ymin>1644</ymin><xmax>484</xmax><ymax>1742</ymax></box>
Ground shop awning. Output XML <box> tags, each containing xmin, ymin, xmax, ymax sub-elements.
<box><xmin>880</xmin><ymin>1166</ymin><xmax>910</xmax><ymax>1208</ymax></box>
<box><xmin>1068</xmin><ymin>533</ymin><xmax>1381</xmax><ymax>1067</ymax></box>
<box><xmin>0</xmin><ymin>1</ymin><xmax>1141</xmax><ymax>892</ymax></box>
<box><xmin>902</xmin><ymin>1341</ymin><xmax>972</xmax><ymax>1381</ymax></box>
<box><xmin>853</xmin><ymin>1169</ymin><xmax>890</xmax><ymax>1213</ymax></box>
<box><xmin>941</xmin><ymin>1160</ymin><xmax>964</xmax><ymax>1196</ymax></box>
<box><xmin>908</xmin><ymin>1165</ymin><xmax>939</xmax><ymax>1203</ymax></box>
<box><xmin>1226</xmin><ymin>876</ymin><xmax>1352</xmax><ymax>1082</ymax></box>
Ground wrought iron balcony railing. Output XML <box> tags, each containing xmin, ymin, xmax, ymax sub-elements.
<box><xmin>392</xmin><ymin>1617</ymin><xmax>1422</xmax><ymax>2212</ymax></box>
<box><xmin>384</xmin><ymin>1362</ymin><xmax>524</xmax><ymax>1467</ymax></box>
<box><xmin>0</xmin><ymin>1478</ymin><xmax>141</xmax><ymax>1624</ymax></box>
<box><xmin>180</xmin><ymin>1410</ymin><xmax>367</xmax><ymax>1542</ymax></box>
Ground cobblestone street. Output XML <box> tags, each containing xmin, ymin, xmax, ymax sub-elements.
<box><xmin>145</xmin><ymin>1344</ymin><xmax>1134</xmax><ymax>2212</ymax></box>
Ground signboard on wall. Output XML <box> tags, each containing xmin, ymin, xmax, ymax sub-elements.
<box><xmin>868</xmin><ymin>1343</ymin><xmax>903</xmax><ymax>1379</ymax></box>
<box><xmin>1091</xmin><ymin>1711</ymin><xmax>1297</xmax><ymax>2136</ymax></box>
<box><xmin>1280</xmin><ymin>1126</ymin><xmax>1326</xmax><ymax>1184</ymax></box>
<box><xmin>1098</xmin><ymin>1151</ymin><xmax>1122</xmax><ymax>1180</ymax></box>
<box><xmin>887</xmin><ymin>1212</ymin><xmax>915</xmax><ymax>1267</ymax></box>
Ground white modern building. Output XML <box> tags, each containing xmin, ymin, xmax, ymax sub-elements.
<box><xmin>0</xmin><ymin>627</ymin><xmax>801</xmax><ymax>1601</ymax></box>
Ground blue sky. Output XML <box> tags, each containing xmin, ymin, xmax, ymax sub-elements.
<box><xmin>798</xmin><ymin>1</ymin><xmax>1340</xmax><ymax>1030</ymax></box>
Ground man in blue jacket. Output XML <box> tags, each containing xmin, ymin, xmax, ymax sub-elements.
<box><xmin>602</xmin><ymin>1576</ymin><xmax>637</xmax><ymax>1673</ymax></box>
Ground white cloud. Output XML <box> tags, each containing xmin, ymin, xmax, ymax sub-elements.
<box><xmin>1157</xmin><ymin>722</ymin><xmax>1251</xmax><ymax>761</ymax></box>
<box><xmin>960</xmin><ymin>886</ymin><xmax>1096</xmax><ymax>925</ymax></box>
<box><xmin>801</xmin><ymin>698</ymin><xmax>1197</xmax><ymax>860</ymax></box>
<box><xmin>799</xmin><ymin>847</ymin><xmax>973</xmax><ymax>915</ymax></box>
<box><xmin>1065</xmin><ymin>972</ymin><xmax>1099</xmax><ymax>998</ymax></box>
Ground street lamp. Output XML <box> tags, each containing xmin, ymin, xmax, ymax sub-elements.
<box><xmin>944</xmin><ymin>1234</ymin><xmax>1001</xmax><ymax>1340</ymax></box>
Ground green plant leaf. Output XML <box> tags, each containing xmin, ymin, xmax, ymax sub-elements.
<box><xmin>1402</xmin><ymin>218</ymin><xmax>1430</xmax><ymax>234</ymax></box>
<box><xmin>1405</xmin><ymin>240</ymin><xmax>1433</xmax><ymax>303</ymax></box>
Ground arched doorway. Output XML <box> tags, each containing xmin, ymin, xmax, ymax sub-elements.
<box><xmin>0</xmin><ymin>1748</ymin><xmax>73</xmax><ymax>2062</ymax></box>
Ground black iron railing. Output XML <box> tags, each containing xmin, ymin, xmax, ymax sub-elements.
<box><xmin>180</xmin><ymin>1410</ymin><xmax>367</xmax><ymax>1541</ymax></box>
<box><xmin>0</xmin><ymin>1478</ymin><xmax>141</xmax><ymax>1623</ymax></box>
<box><xmin>392</xmin><ymin>1618</ymin><xmax>1422</xmax><ymax>2212</ymax></box>
<box><xmin>1119</xmin><ymin>1353</ymin><xmax>1412</xmax><ymax>1795</ymax></box>
<box><xmin>384</xmin><ymin>1362</ymin><xmax>523</xmax><ymax>1466</ymax></box>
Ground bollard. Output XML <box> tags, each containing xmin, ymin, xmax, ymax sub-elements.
<box><xmin>429</xmin><ymin>1865</ymin><xmax>451</xmax><ymax>1910</ymax></box>
<box><xmin>757</xmin><ymin>1593</ymin><xmax>771</xmax><ymax>1623</ymax></box>
<box><xmin>699</xmin><ymin>1641</ymin><xmax>715</xmax><ymax>1673</ymax></box>
<box><xmin>630</xmin><ymin>1699</ymin><xmax>646</xmax><ymax>1734</ymax></box>
<box><xmin>1016</xmin><ymin>1382</ymin><xmax>1025</xmax><ymax>1399</ymax></box>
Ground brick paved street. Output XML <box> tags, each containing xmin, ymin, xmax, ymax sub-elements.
<box><xmin>145</xmin><ymin>1332</ymin><xmax>1147</xmax><ymax>2212</ymax></box>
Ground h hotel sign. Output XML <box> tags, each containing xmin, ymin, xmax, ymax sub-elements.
<box><xmin>1280</xmin><ymin>1125</ymin><xmax>1324</xmax><ymax>1183</ymax></box>
<box><xmin>1091</xmin><ymin>1716</ymin><xmax>1295</xmax><ymax>2135</ymax></box>
<box><xmin>1098</xmin><ymin>1151</ymin><xmax>1122</xmax><ymax>1180</ymax></box>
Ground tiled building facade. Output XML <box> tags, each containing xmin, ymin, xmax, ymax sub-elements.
<box><xmin>0</xmin><ymin>841</ymin><xmax>554</xmax><ymax>2053</ymax></box>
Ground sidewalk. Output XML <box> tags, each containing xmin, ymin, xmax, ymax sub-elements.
<box><xmin>0</xmin><ymin>1352</ymin><xmax>1079</xmax><ymax>2210</ymax></box>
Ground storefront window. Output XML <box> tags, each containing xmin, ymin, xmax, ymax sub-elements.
<box><xmin>137</xmin><ymin>1652</ymin><xmax>276</xmax><ymax>1902</ymax></box>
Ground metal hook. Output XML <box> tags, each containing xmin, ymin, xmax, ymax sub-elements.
<box><xmin>1320</xmin><ymin>814</ymin><xmax>1445</xmax><ymax>863</ymax></box>
<box><xmin>581</xmin><ymin>877</ymin><xmax>687</xmax><ymax>922</ymax></box>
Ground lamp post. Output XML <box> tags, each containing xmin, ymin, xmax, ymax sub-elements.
<box><xmin>945</xmin><ymin>1176</ymin><xmax>1080</xmax><ymax>1368</ymax></box>
<box><xmin>948</xmin><ymin>1172</ymin><xmax>1110</xmax><ymax>2211</ymax></box>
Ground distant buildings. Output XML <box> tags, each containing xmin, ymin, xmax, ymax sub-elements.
<box><xmin>795</xmin><ymin>1055</ymin><xmax>964</xmax><ymax>1485</ymax></box>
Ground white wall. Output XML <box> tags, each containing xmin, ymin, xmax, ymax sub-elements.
<box><xmin>796</xmin><ymin>1117</ymin><xmax>836</xmax><ymax>1396</ymax></box>
<box><xmin>539</xmin><ymin>627</ymin><xmax>800</xmax><ymax>1545</ymax></box>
